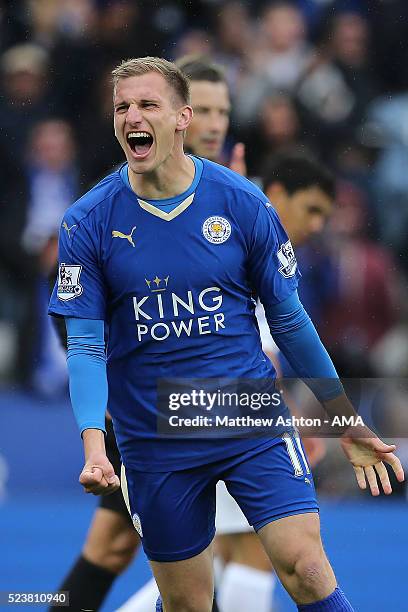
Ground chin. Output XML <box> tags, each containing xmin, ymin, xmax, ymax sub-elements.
<box><xmin>201</xmin><ymin>150</ymin><xmax>219</xmax><ymax>162</ymax></box>
<box><xmin>127</xmin><ymin>157</ymin><xmax>154</xmax><ymax>175</ymax></box>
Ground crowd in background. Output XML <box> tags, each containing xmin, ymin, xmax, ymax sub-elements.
<box><xmin>1</xmin><ymin>0</ymin><xmax>408</xmax><ymax>493</ymax></box>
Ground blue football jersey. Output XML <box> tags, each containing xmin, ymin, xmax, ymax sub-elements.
<box><xmin>49</xmin><ymin>157</ymin><xmax>300</xmax><ymax>470</ymax></box>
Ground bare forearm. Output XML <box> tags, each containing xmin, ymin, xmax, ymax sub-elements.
<box><xmin>82</xmin><ymin>428</ymin><xmax>106</xmax><ymax>460</ymax></box>
<box><xmin>322</xmin><ymin>393</ymin><xmax>357</xmax><ymax>419</ymax></box>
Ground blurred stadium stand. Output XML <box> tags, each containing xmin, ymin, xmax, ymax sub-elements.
<box><xmin>1</xmin><ymin>0</ymin><xmax>408</xmax><ymax>388</ymax></box>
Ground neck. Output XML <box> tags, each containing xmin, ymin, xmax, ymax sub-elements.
<box><xmin>128</xmin><ymin>149</ymin><xmax>195</xmax><ymax>200</ymax></box>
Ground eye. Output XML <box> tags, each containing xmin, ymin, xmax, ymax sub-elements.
<box><xmin>115</xmin><ymin>105</ymin><xmax>128</xmax><ymax>113</ymax></box>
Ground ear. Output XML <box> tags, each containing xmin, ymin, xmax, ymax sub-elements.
<box><xmin>176</xmin><ymin>105</ymin><xmax>193</xmax><ymax>132</ymax></box>
<box><xmin>265</xmin><ymin>181</ymin><xmax>286</xmax><ymax>201</ymax></box>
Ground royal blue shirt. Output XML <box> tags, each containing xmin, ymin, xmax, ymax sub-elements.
<box><xmin>49</xmin><ymin>157</ymin><xmax>302</xmax><ymax>470</ymax></box>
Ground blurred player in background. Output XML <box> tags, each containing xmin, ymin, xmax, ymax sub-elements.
<box><xmin>214</xmin><ymin>150</ymin><xmax>336</xmax><ymax>612</ymax></box>
<box><xmin>255</xmin><ymin>152</ymin><xmax>335</xmax><ymax>360</ymax></box>
<box><xmin>178</xmin><ymin>56</ymin><xmax>246</xmax><ymax>176</ymax></box>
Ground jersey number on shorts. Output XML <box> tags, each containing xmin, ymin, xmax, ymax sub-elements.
<box><xmin>282</xmin><ymin>432</ymin><xmax>311</xmax><ymax>477</ymax></box>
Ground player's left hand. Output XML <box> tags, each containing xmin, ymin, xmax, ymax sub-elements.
<box><xmin>341</xmin><ymin>427</ymin><xmax>405</xmax><ymax>495</ymax></box>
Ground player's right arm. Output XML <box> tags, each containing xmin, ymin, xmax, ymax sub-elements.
<box><xmin>65</xmin><ymin>316</ymin><xmax>119</xmax><ymax>495</ymax></box>
<box><xmin>49</xmin><ymin>207</ymin><xmax>119</xmax><ymax>494</ymax></box>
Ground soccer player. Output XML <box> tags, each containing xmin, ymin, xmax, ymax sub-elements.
<box><xmin>176</xmin><ymin>56</ymin><xmax>246</xmax><ymax>176</ymax></box>
<box><xmin>49</xmin><ymin>57</ymin><xmax>403</xmax><ymax>612</ymax></box>
<box><xmin>51</xmin><ymin>56</ymin><xmax>237</xmax><ymax>612</ymax></box>
<box><xmin>255</xmin><ymin>151</ymin><xmax>335</xmax><ymax>359</ymax></box>
<box><xmin>119</xmin><ymin>56</ymin><xmax>272</xmax><ymax>612</ymax></box>
<box><xmin>215</xmin><ymin>150</ymin><xmax>336</xmax><ymax>612</ymax></box>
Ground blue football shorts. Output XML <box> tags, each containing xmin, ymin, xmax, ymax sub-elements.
<box><xmin>121</xmin><ymin>432</ymin><xmax>318</xmax><ymax>562</ymax></box>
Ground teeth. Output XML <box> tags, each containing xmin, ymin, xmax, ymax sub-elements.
<box><xmin>127</xmin><ymin>132</ymin><xmax>151</xmax><ymax>139</ymax></box>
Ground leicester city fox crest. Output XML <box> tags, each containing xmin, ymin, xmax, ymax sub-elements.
<box><xmin>277</xmin><ymin>240</ymin><xmax>297</xmax><ymax>278</ymax></box>
<box><xmin>202</xmin><ymin>216</ymin><xmax>231</xmax><ymax>244</ymax></box>
<box><xmin>57</xmin><ymin>263</ymin><xmax>83</xmax><ymax>300</ymax></box>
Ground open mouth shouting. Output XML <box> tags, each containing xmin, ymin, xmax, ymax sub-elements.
<box><xmin>126</xmin><ymin>131</ymin><xmax>154</xmax><ymax>159</ymax></box>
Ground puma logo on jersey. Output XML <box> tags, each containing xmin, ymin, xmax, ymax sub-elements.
<box><xmin>112</xmin><ymin>226</ymin><xmax>136</xmax><ymax>247</ymax></box>
<box><xmin>62</xmin><ymin>220</ymin><xmax>77</xmax><ymax>238</ymax></box>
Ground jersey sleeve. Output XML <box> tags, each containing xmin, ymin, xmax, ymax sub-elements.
<box><xmin>48</xmin><ymin>212</ymin><xmax>107</xmax><ymax>320</ymax></box>
<box><xmin>66</xmin><ymin>317</ymin><xmax>108</xmax><ymax>434</ymax></box>
<box><xmin>247</xmin><ymin>199</ymin><xmax>301</xmax><ymax>306</ymax></box>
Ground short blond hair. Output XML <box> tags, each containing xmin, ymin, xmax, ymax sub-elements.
<box><xmin>112</xmin><ymin>56</ymin><xmax>190</xmax><ymax>105</ymax></box>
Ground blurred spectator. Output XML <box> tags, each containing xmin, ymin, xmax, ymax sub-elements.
<box><xmin>256</xmin><ymin>0</ymin><xmax>310</xmax><ymax>85</ymax></box>
<box><xmin>321</xmin><ymin>180</ymin><xmax>400</xmax><ymax>376</ymax></box>
<box><xmin>96</xmin><ymin>1</ymin><xmax>168</xmax><ymax>60</ymax></box>
<box><xmin>22</xmin><ymin>119</ymin><xmax>79</xmax><ymax>395</ymax></box>
<box><xmin>22</xmin><ymin>119</ymin><xmax>78</xmax><ymax>259</ymax></box>
<box><xmin>174</xmin><ymin>29</ymin><xmax>214</xmax><ymax>59</ymax></box>
<box><xmin>27</xmin><ymin>0</ymin><xmax>98</xmax><ymax>47</ymax></box>
<box><xmin>0</xmin><ymin>43</ymin><xmax>53</xmax><ymax>162</ymax></box>
<box><xmin>243</xmin><ymin>94</ymin><xmax>312</xmax><ymax>174</ymax></box>
<box><xmin>0</xmin><ymin>139</ymin><xmax>32</xmax><ymax>384</ymax></box>
<box><xmin>212</xmin><ymin>1</ymin><xmax>254</xmax><ymax>98</ymax></box>
<box><xmin>0</xmin><ymin>1</ymin><xmax>28</xmax><ymax>53</ymax></box>
<box><xmin>363</xmin><ymin>91</ymin><xmax>408</xmax><ymax>271</ymax></box>
<box><xmin>42</xmin><ymin>1</ymin><xmax>101</xmax><ymax>122</ymax></box>
<box><xmin>214</xmin><ymin>1</ymin><xmax>252</xmax><ymax>63</ymax></box>
<box><xmin>0</xmin><ymin>43</ymin><xmax>57</xmax><ymax>384</ymax></box>
<box><xmin>296</xmin><ymin>9</ymin><xmax>377</xmax><ymax>155</ymax></box>
<box><xmin>0</xmin><ymin>0</ymin><xmax>406</xmax><ymax>399</ymax></box>
<box><xmin>78</xmin><ymin>66</ymin><xmax>123</xmax><ymax>186</ymax></box>
<box><xmin>369</xmin><ymin>0</ymin><xmax>408</xmax><ymax>93</ymax></box>
<box><xmin>329</xmin><ymin>10</ymin><xmax>370</xmax><ymax>69</ymax></box>
<box><xmin>48</xmin><ymin>1</ymin><xmax>169</xmax><ymax>121</ymax></box>
<box><xmin>234</xmin><ymin>1</ymin><xmax>313</xmax><ymax>122</ymax></box>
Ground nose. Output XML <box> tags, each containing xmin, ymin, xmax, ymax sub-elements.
<box><xmin>209</xmin><ymin>111</ymin><xmax>225</xmax><ymax>134</ymax></box>
<box><xmin>310</xmin><ymin>216</ymin><xmax>324</xmax><ymax>235</ymax></box>
<box><xmin>126</xmin><ymin>103</ymin><xmax>143</xmax><ymax>125</ymax></box>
